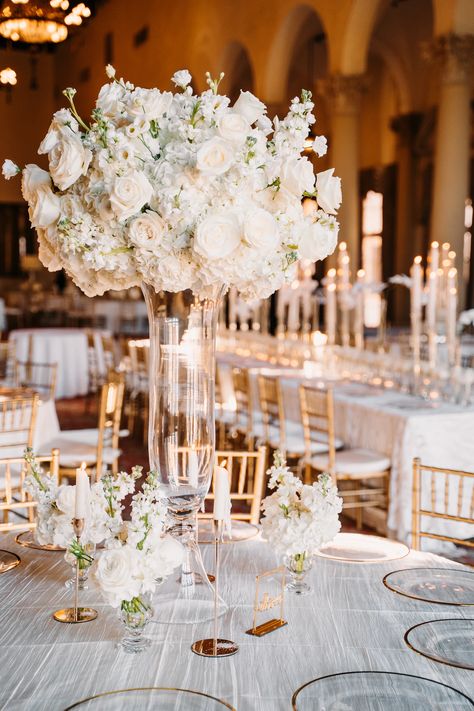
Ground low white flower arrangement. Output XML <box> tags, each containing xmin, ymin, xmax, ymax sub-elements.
<box><xmin>3</xmin><ymin>67</ymin><xmax>340</xmax><ymax>300</ymax></box>
<box><xmin>261</xmin><ymin>452</ymin><xmax>342</xmax><ymax>584</ymax></box>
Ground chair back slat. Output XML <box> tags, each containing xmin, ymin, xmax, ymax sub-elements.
<box><xmin>300</xmin><ymin>385</ymin><xmax>336</xmax><ymax>475</ymax></box>
<box><xmin>95</xmin><ymin>372</ymin><xmax>125</xmax><ymax>480</ymax></box>
<box><xmin>0</xmin><ymin>395</ymin><xmax>39</xmax><ymax>455</ymax></box>
<box><xmin>13</xmin><ymin>360</ymin><xmax>57</xmax><ymax>400</ymax></box>
<box><xmin>412</xmin><ymin>458</ymin><xmax>474</xmax><ymax>550</ymax></box>
<box><xmin>258</xmin><ymin>374</ymin><xmax>286</xmax><ymax>453</ymax></box>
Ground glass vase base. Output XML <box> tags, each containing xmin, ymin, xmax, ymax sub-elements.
<box><xmin>286</xmin><ymin>580</ymin><xmax>312</xmax><ymax>596</ymax></box>
<box><xmin>118</xmin><ymin>636</ymin><xmax>152</xmax><ymax>654</ymax></box>
<box><xmin>65</xmin><ymin>578</ymin><xmax>88</xmax><ymax>590</ymax></box>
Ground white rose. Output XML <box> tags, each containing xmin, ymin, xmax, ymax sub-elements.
<box><xmin>233</xmin><ymin>90</ymin><xmax>266</xmax><ymax>124</ymax></box>
<box><xmin>128</xmin><ymin>210</ymin><xmax>166</xmax><ymax>249</ymax></box>
<box><xmin>37</xmin><ymin>227</ymin><xmax>62</xmax><ymax>272</ymax></box>
<box><xmin>96</xmin><ymin>81</ymin><xmax>125</xmax><ymax>117</ymax></box>
<box><xmin>243</xmin><ymin>208</ymin><xmax>280</xmax><ymax>252</ymax></box>
<box><xmin>21</xmin><ymin>164</ymin><xmax>51</xmax><ymax>201</ymax></box>
<box><xmin>316</xmin><ymin>169</ymin><xmax>342</xmax><ymax>215</ymax></box>
<box><xmin>38</xmin><ymin>108</ymin><xmax>78</xmax><ymax>154</ymax></box>
<box><xmin>110</xmin><ymin>171</ymin><xmax>153</xmax><ymax>222</ymax></box>
<box><xmin>217</xmin><ymin>112</ymin><xmax>249</xmax><ymax>145</ymax></box>
<box><xmin>44</xmin><ymin>132</ymin><xmax>92</xmax><ymax>191</ymax></box>
<box><xmin>96</xmin><ymin>547</ymin><xmax>141</xmax><ymax>607</ymax></box>
<box><xmin>196</xmin><ymin>138</ymin><xmax>234</xmax><ymax>176</ymax></box>
<box><xmin>172</xmin><ymin>69</ymin><xmax>192</xmax><ymax>89</ymax></box>
<box><xmin>128</xmin><ymin>88</ymin><xmax>173</xmax><ymax>119</ymax></box>
<box><xmin>298</xmin><ymin>218</ymin><xmax>339</xmax><ymax>261</ymax></box>
<box><xmin>52</xmin><ymin>513</ymin><xmax>74</xmax><ymax>548</ymax></box>
<box><xmin>281</xmin><ymin>157</ymin><xmax>315</xmax><ymax>196</ymax></box>
<box><xmin>28</xmin><ymin>185</ymin><xmax>61</xmax><ymax>228</ymax></box>
<box><xmin>194</xmin><ymin>211</ymin><xmax>241</xmax><ymax>261</ymax></box>
<box><xmin>2</xmin><ymin>159</ymin><xmax>19</xmax><ymax>180</ymax></box>
<box><xmin>56</xmin><ymin>485</ymin><xmax>76</xmax><ymax>517</ymax></box>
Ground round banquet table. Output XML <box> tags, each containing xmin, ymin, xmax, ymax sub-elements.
<box><xmin>8</xmin><ymin>329</ymin><xmax>105</xmax><ymax>399</ymax></box>
<box><xmin>0</xmin><ymin>533</ymin><xmax>472</xmax><ymax>710</ymax></box>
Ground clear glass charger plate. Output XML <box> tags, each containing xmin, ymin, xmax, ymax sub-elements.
<box><xmin>0</xmin><ymin>549</ymin><xmax>20</xmax><ymax>573</ymax></box>
<box><xmin>15</xmin><ymin>530</ymin><xmax>65</xmax><ymax>551</ymax></box>
<box><xmin>63</xmin><ymin>687</ymin><xmax>235</xmax><ymax>710</ymax></box>
<box><xmin>405</xmin><ymin>618</ymin><xmax>474</xmax><ymax>670</ymax></box>
<box><xmin>383</xmin><ymin>567</ymin><xmax>474</xmax><ymax>605</ymax></box>
<box><xmin>315</xmin><ymin>533</ymin><xmax>409</xmax><ymax>563</ymax></box>
<box><xmin>291</xmin><ymin>671</ymin><xmax>474</xmax><ymax>710</ymax></box>
<box><xmin>197</xmin><ymin>519</ymin><xmax>259</xmax><ymax>544</ymax></box>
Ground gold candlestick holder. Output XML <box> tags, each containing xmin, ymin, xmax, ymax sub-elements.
<box><xmin>53</xmin><ymin>518</ymin><xmax>98</xmax><ymax>624</ymax></box>
<box><xmin>191</xmin><ymin>520</ymin><xmax>238</xmax><ymax>658</ymax></box>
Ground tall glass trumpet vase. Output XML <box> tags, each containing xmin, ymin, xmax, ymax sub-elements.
<box><xmin>143</xmin><ymin>284</ymin><xmax>227</xmax><ymax>624</ymax></box>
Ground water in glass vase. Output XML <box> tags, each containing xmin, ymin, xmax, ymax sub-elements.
<box><xmin>142</xmin><ymin>284</ymin><xmax>227</xmax><ymax>624</ymax></box>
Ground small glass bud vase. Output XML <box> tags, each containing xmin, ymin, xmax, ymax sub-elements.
<box><xmin>284</xmin><ymin>552</ymin><xmax>312</xmax><ymax>595</ymax></box>
<box><xmin>119</xmin><ymin>595</ymin><xmax>154</xmax><ymax>654</ymax></box>
<box><xmin>64</xmin><ymin>543</ymin><xmax>95</xmax><ymax>590</ymax></box>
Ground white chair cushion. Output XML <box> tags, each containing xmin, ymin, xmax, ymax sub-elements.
<box><xmin>40</xmin><ymin>433</ymin><xmax>121</xmax><ymax>468</ymax></box>
<box><xmin>311</xmin><ymin>448</ymin><xmax>391</xmax><ymax>477</ymax></box>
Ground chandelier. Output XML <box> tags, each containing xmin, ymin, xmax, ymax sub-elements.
<box><xmin>0</xmin><ymin>0</ymin><xmax>91</xmax><ymax>44</ymax></box>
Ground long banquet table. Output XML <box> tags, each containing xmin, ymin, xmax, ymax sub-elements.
<box><xmin>0</xmin><ymin>532</ymin><xmax>473</xmax><ymax>710</ymax></box>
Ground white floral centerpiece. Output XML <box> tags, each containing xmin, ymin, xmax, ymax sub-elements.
<box><xmin>261</xmin><ymin>452</ymin><xmax>342</xmax><ymax>594</ymax></box>
<box><xmin>95</xmin><ymin>470</ymin><xmax>184</xmax><ymax>652</ymax></box>
<box><xmin>3</xmin><ymin>67</ymin><xmax>340</xmax><ymax>300</ymax></box>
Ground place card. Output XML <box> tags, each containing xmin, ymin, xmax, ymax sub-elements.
<box><xmin>246</xmin><ymin>566</ymin><xmax>287</xmax><ymax>637</ymax></box>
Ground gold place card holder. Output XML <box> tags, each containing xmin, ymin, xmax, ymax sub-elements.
<box><xmin>246</xmin><ymin>566</ymin><xmax>287</xmax><ymax>637</ymax></box>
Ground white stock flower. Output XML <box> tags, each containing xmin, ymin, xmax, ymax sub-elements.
<box><xmin>21</xmin><ymin>164</ymin><xmax>52</xmax><ymax>201</ymax></box>
<box><xmin>217</xmin><ymin>112</ymin><xmax>249</xmax><ymax>145</ymax></box>
<box><xmin>298</xmin><ymin>216</ymin><xmax>338</xmax><ymax>262</ymax></box>
<box><xmin>233</xmin><ymin>90</ymin><xmax>266</xmax><ymax>124</ymax></box>
<box><xmin>196</xmin><ymin>137</ymin><xmax>234</xmax><ymax>176</ymax></box>
<box><xmin>96</xmin><ymin>547</ymin><xmax>141</xmax><ymax>607</ymax></box>
<box><xmin>172</xmin><ymin>69</ymin><xmax>192</xmax><ymax>89</ymax></box>
<box><xmin>243</xmin><ymin>208</ymin><xmax>280</xmax><ymax>252</ymax></box>
<box><xmin>280</xmin><ymin>157</ymin><xmax>315</xmax><ymax>197</ymax></box>
<box><xmin>194</xmin><ymin>211</ymin><xmax>241</xmax><ymax>260</ymax></box>
<box><xmin>128</xmin><ymin>210</ymin><xmax>166</xmax><ymax>249</ymax></box>
<box><xmin>312</xmin><ymin>135</ymin><xmax>327</xmax><ymax>157</ymax></box>
<box><xmin>316</xmin><ymin>169</ymin><xmax>342</xmax><ymax>215</ymax></box>
<box><xmin>28</xmin><ymin>185</ymin><xmax>61</xmax><ymax>228</ymax></box>
<box><xmin>2</xmin><ymin>159</ymin><xmax>19</xmax><ymax>179</ymax></box>
<box><xmin>110</xmin><ymin>171</ymin><xmax>153</xmax><ymax>222</ymax></box>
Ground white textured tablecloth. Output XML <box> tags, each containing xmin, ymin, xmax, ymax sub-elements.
<box><xmin>9</xmin><ymin>329</ymin><xmax>104</xmax><ymax>399</ymax></box>
<box><xmin>0</xmin><ymin>534</ymin><xmax>473</xmax><ymax>710</ymax></box>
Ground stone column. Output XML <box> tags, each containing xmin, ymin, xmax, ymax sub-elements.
<box><xmin>319</xmin><ymin>74</ymin><xmax>367</xmax><ymax>270</ymax></box>
<box><xmin>426</xmin><ymin>34</ymin><xmax>474</xmax><ymax>297</ymax></box>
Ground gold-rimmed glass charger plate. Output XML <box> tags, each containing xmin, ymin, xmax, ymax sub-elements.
<box><xmin>15</xmin><ymin>530</ymin><xmax>65</xmax><ymax>551</ymax></box>
<box><xmin>315</xmin><ymin>533</ymin><xmax>409</xmax><ymax>563</ymax></box>
<box><xmin>383</xmin><ymin>568</ymin><xmax>474</xmax><ymax>605</ymax></box>
<box><xmin>405</xmin><ymin>618</ymin><xmax>474</xmax><ymax>670</ymax></box>
<box><xmin>198</xmin><ymin>519</ymin><xmax>259</xmax><ymax>544</ymax></box>
<box><xmin>0</xmin><ymin>549</ymin><xmax>20</xmax><ymax>573</ymax></box>
<box><xmin>291</xmin><ymin>671</ymin><xmax>474</xmax><ymax>710</ymax></box>
<box><xmin>63</xmin><ymin>687</ymin><xmax>235</xmax><ymax>710</ymax></box>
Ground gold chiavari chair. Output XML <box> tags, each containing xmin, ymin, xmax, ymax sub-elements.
<box><xmin>13</xmin><ymin>360</ymin><xmax>57</xmax><ymax>401</ymax></box>
<box><xmin>126</xmin><ymin>339</ymin><xmax>149</xmax><ymax>440</ymax></box>
<box><xmin>0</xmin><ymin>341</ymin><xmax>15</xmax><ymax>385</ymax></box>
<box><xmin>0</xmin><ymin>395</ymin><xmax>39</xmax><ymax>459</ymax></box>
<box><xmin>300</xmin><ymin>384</ymin><xmax>390</xmax><ymax>528</ymax></box>
<box><xmin>231</xmin><ymin>366</ymin><xmax>254</xmax><ymax>444</ymax></box>
<box><xmin>0</xmin><ymin>449</ymin><xmax>59</xmax><ymax>532</ymax></box>
<box><xmin>44</xmin><ymin>372</ymin><xmax>125</xmax><ymax>483</ymax></box>
<box><xmin>201</xmin><ymin>447</ymin><xmax>267</xmax><ymax>525</ymax></box>
<box><xmin>412</xmin><ymin>458</ymin><xmax>474</xmax><ymax>551</ymax></box>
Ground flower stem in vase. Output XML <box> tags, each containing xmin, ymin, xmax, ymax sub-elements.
<box><xmin>119</xmin><ymin>595</ymin><xmax>154</xmax><ymax>654</ymax></box>
<box><xmin>285</xmin><ymin>552</ymin><xmax>313</xmax><ymax>596</ymax></box>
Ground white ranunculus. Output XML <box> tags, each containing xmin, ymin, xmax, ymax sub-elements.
<box><xmin>280</xmin><ymin>157</ymin><xmax>315</xmax><ymax>197</ymax></box>
<box><xmin>194</xmin><ymin>211</ymin><xmax>242</xmax><ymax>260</ymax></box>
<box><xmin>196</xmin><ymin>138</ymin><xmax>234</xmax><ymax>176</ymax></box>
<box><xmin>217</xmin><ymin>112</ymin><xmax>249</xmax><ymax>145</ymax></box>
<box><xmin>298</xmin><ymin>218</ymin><xmax>339</xmax><ymax>261</ymax></box>
<box><xmin>56</xmin><ymin>485</ymin><xmax>76</xmax><ymax>517</ymax></box>
<box><xmin>243</xmin><ymin>208</ymin><xmax>280</xmax><ymax>252</ymax></box>
<box><xmin>172</xmin><ymin>69</ymin><xmax>192</xmax><ymax>89</ymax></box>
<box><xmin>128</xmin><ymin>210</ymin><xmax>166</xmax><ymax>249</ymax></box>
<box><xmin>233</xmin><ymin>90</ymin><xmax>266</xmax><ymax>124</ymax></box>
<box><xmin>316</xmin><ymin>169</ymin><xmax>342</xmax><ymax>215</ymax></box>
<box><xmin>96</xmin><ymin>546</ymin><xmax>140</xmax><ymax>607</ymax></box>
<box><xmin>28</xmin><ymin>185</ymin><xmax>61</xmax><ymax>228</ymax></box>
<box><xmin>2</xmin><ymin>159</ymin><xmax>19</xmax><ymax>180</ymax></box>
<box><xmin>128</xmin><ymin>88</ymin><xmax>173</xmax><ymax>119</ymax></box>
<box><xmin>21</xmin><ymin>164</ymin><xmax>52</xmax><ymax>201</ymax></box>
<box><xmin>110</xmin><ymin>171</ymin><xmax>153</xmax><ymax>222</ymax></box>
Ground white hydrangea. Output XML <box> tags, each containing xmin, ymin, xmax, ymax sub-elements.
<box><xmin>4</xmin><ymin>71</ymin><xmax>340</xmax><ymax>299</ymax></box>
